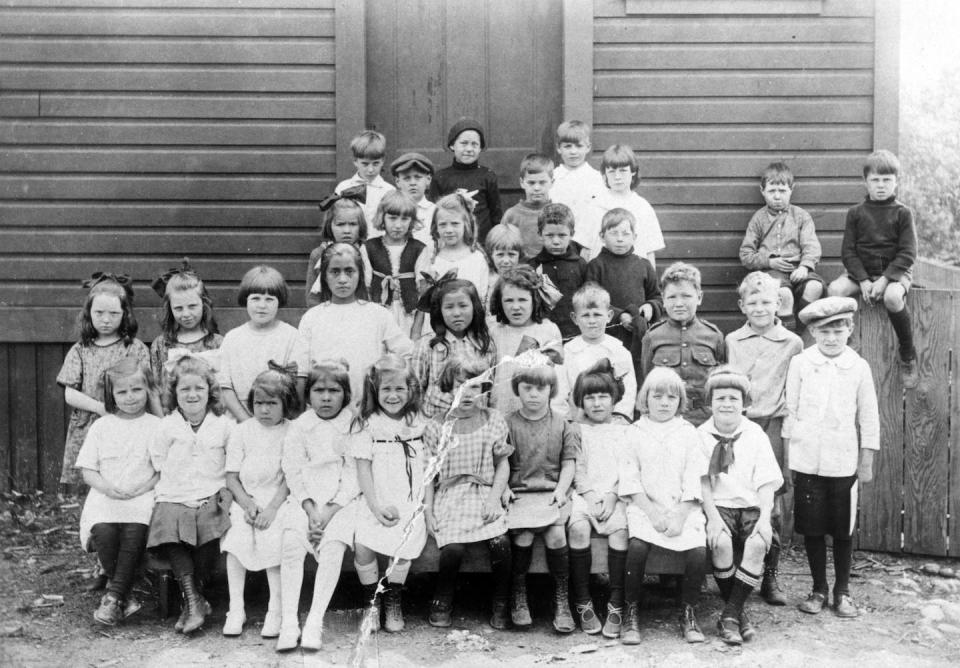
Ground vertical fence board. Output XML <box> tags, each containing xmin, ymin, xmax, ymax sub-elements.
<box><xmin>902</xmin><ymin>291</ymin><xmax>952</xmax><ymax>554</ymax></box>
<box><xmin>10</xmin><ymin>344</ymin><xmax>39</xmax><ymax>492</ymax></box>
<box><xmin>857</xmin><ymin>300</ymin><xmax>904</xmax><ymax>552</ymax></box>
<box><xmin>37</xmin><ymin>344</ymin><xmax>67</xmax><ymax>493</ymax></box>
<box><xmin>950</xmin><ymin>321</ymin><xmax>960</xmax><ymax>556</ymax></box>
<box><xmin>0</xmin><ymin>345</ymin><xmax>10</xmax><ymax>493</ymax></box>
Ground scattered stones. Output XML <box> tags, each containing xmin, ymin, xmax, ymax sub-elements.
<box><xmin>919</xmin><ymin>604</ymin><xmax>945</xmax><ymax>621</ymax></box>
<box><xmin>937</xmin><ymin>623</ymin><xmax>960</xmax><ymax>635</ymax></box>
<box><xmin>0</xmin><ymin>622</ymin><xmax>24</xmax><ymax>637</ymax></box>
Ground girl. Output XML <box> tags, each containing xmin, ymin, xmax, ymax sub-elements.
<box><xmin>567</xmin><ymin>360</ymin><xmax>630</xmax><ymax>638</ymax></box>
<box><xmin>578</xmin><ymin>144</ymin><xmax>665</xmax><ymax>264</ymax></box>
<box><xmin>503</xmin><ymin>360</ymin><xmax>580</xmax><ymax>634</ymax></box>
<box><xmin>483</xmin><ymin>223</ymin><xmax>524</xmax><ymax>315</ymax></box>
<box><xmin>412</xmin><ymin>276</ymin><xmax>497</xmax><ymax>419</ymax></box>
<box><xmin>58</xmin><ymin>273</ymin><xmax>152</xmax><ymax>490</ymax></box>
<box><xmin>619</xmin><ymin>367</ymin><xmax>707</xmax><ymax>645</ymax></box>
<box><xmin>76</xmin><ymin>359</ymin><xmax>160</xmax><ymax>625</ymax></box>
<box><xmin>364</xmin><ymin>191</ymin><xmax>430</xmax><ymax>337</ymax></box>
<box><xmin>306</xmin><ymin>196</ymin><xmax>369</xmax><ymax>306</ymax></box>
<box><xmin>277</xmin><ymin>360</ymin><xmax>358</xmax><ymax>652</ymax></box>
<box><xmin>220</xmin><ymin>368</ymin><xmax>299</xmax><ymax>638</ymax></box>
<box><xmin>413</xmin><ymin>193</ymin><xmax>490</xmax><ymax>337</ymax></box>
<box><xmin>297</xmin><ymin>243</ymin><xmax>413</xmax><ymax>404</ymax></box>
<box><xmin>148</xmin><ymin>354</ymin><xmax>234</xmax><ymax>635</ymax></box>
<box><xmin>424</xmin><ymin>356</ymin><xmax>512</xmax><ymax>630</ymax></box>
<box><xmin>150</xmin><ymin>260</ymin><xmax>223</xmax><ymax>392</ymax></box>
<box><xmin>219</xmin><ymin>265</ymin><xmax>307</xmax><ymax>422</ymax></box>
<box><xmin>350</xmin><ymin>356</ymin><xmax>426</xmax><ymax>633</ymax></box>
<box><xmin>488</xmin><ymin>265</ymin><xmax>568</xmax><ymax>415</ymax></box>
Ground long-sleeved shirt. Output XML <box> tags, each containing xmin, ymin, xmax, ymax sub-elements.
<box><xmin>529</xmin><ymin>241</ymin><xmax>589</xmax><ymax>339</ymax></box>
<box><xmin>281</xmin><ymin>409</ymin><xmax>358</xmax><ymax>509</ymax></box>
<box><xmin>725</xmin><ymin>321</ymin><xmax>803</xmax><ymax>420</ymax></box>
<box><xmin>564</xmin><ymin>334</ymin><xmax>637</xmax><ymax>419</ymax></box>
<box><xmin>740</xmin><ymin>205</ymin><xmax>822</xmax><ymax>271</ymax></box>
<box><xmin>429</xmin><ymin>160</ymin><xmax>502</xmax><ymax>242</ymax></box>
<box><xmin>783</xmin><ymin>346</ymin><xmax>880</xmax><ymax>477</ymax></box>
<box><xmin>840</xmin><ymin>195</ymin><xmax>917</xmax><ymax>282</ymax></box>
<box><xmin>502</xmin><ymin>199</ymin><xmax>550</xmax><ymax>259</ymax></box>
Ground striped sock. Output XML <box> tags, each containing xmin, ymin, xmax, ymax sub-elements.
<box><xmin>713</xmin><ymin>564</ymin><xmax>736</xmax><ymax>601</ymax></box>
<box><xmin>722</xmin><ymin>567</ymin><xmax>760</xmax><ymax>618</ymax></box>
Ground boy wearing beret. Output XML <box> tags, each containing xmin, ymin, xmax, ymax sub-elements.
<box><xmin>429</xmin><ymin>117</ymin><xmax>502</xmax><ymax>244</ymax></box>
<box><xmin>784</xmin><ymin>297</ymin><xmax>879</xmax><ymax>619</ymax></box>
<box><xmin>391</xmin><ymin>152</ymin><xmax>436</xmax><ymax>247</ymax></box>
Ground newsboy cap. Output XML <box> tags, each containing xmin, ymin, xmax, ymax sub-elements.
<box><xmin>390</xmin><ymin>152</ymin><xmax>435</xmax><ymax>176</ymax></box>
<box><xmin>798</xmin><ymin>296</ymin><xmax>858</xmax><ymax>328</ymax></box>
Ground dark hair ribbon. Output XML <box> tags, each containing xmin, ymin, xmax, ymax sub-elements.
<box><xmin>416</xmin><ymin>268</ymin><xmax>459</xmax><ymax>312</ymax></box>
<box><xmin>267</xmin><ymin>359</ymin><xmax>298</xmax><ymax>377</ymax></box>
<box><xmin>318</xmin><ymin>183</ymin><xmax>367</xmax><ymax>211</ymax></box>
<box><xmin>151</xmin><ymin>257</ymin><xmax>195</xmax><ymax>298</ymax></box>
<box><xmin>83</xmin><ymin>271</ymin><xmax>134</xmax><ymax>300</ymax></box>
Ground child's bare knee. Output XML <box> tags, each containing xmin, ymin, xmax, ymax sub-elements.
<box><xmin>711</xmin><ymin>536</ymin><xmax>734</xmax><ymax>565</ymax></box>
<box><xmin>883</xmin><ymin>284</ymin><xmax>905</xmax><ymax>311</ymax></box>
<box><xmin>742</xmin><ymin>534</ymin><xmax>768</xmax><ymax>566</ymax></box>
<box><xmin>512</xmin><ymin>530</ymin><xmax>535</xmax><ymax>547</ymax></box>
<box><xmin>567</xmin><ymin>520</ymin><xmax>591</xmax><ymax>548</ymax></box>
<box><xmin>802</xmin><ymin>281</ymin><xmax>824</xmax><ymax>302</ymax></box>
<box><xmin>544</xmin><ymin>525</ymin><xmax>567</xmax><ymax>549</ymax></box>
<box><xmin>827</xmin><ymin>277</ymin><xmax>855</xmax><ymax>297</ymax></box>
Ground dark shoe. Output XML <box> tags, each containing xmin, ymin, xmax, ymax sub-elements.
<box><xmin>174</xmin><ymin>603</ymin><xmax>190</xmax><ymax>632</ymax></box>
<box><xmin>833</xmin><ymin>593</ymin><xmax>860</xmax><ymax>618</ymax></box>
<box><xmin>93</xmin><ymin>594</ymin><xmax>122</xmax><ymax>626</ymax></box>
<box><xmin>86</xmin><ymin>573</ymin><xmax>109</xmax><ymax>592</ymax></box>
<box><xmin>760</xmin><ymin>570</ymin><xmax>787</xmax><ymax>606</ymax></box>
<box><xmin>576</xmin><ymin>601</ymin><xmax>601</xmax><ymax>634</ymax></box>
<box><xmin>428</xmin><ymin>597</ymin><xmax>453</xmax><ymax>628</ymax></box>
<box><xmin>383</xmin><ymin>583</ymin><xmax>404</xmax><ymax>633</ymax></box>
<box><xmin>620</xmin><ymin>602</ymin><xmax>641</xmax><ymax>645</ymax></box>
<box><xmin>552</xmin><ymin>576</ymin><xmax>575</xmax><ymax>634</ymax></box>
<box><xmin>511</xmin><ymin>578</ymin><xmax>532</xmax><ymax>629</ymax></box>
<box><xmin>739</xmin><ymin>609</ymin><xmax>757</xmax><ymax>642</ymax></box>
<box><xmin>490</xmin><ymin>597</ymin><xmax>509</xmax><ymax>630</ymax></box>
<box><xmin>717</xmin><ymin>616</ymin><xmax>743</xmax><ymax>645</ymax></box>
<box><xmin>122</xmin><ymin>594</ymin><xmax>143</xmax><ymax>619</ymax></box>
<box><xmin>798</xmin><ymin>591</ymin><xmax>828</xmax><ymax>615</ymax></box>
<box><xmin>359</xmin><ymin>583</ymin><xmax>381</xmax><ymax>632</ymax></box>
<box><xmin>680</xmin><ymin>604</ymin><xmax>705</xmax><ymax>643</ymax></box>
<box><xmin>602</xmin><ymin>603</ymin><xmax>623</xmax><ymax>639</ymax></box>
<box><xmin>899</xmin><ymin>356</ymin><xmax>918</xmax><ymax>389</ymax></box>
<box><xmin>178</xmin><ymin>574</ymin><xmax>207</xmax><ymax>634</ymax></box>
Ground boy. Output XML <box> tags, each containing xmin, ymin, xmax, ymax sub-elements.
<box><xmin>336</xmin><ymin>130</ymin><xmax>395</xmax><ymax>230</ymax></box>
<box><xmin>578</xmin><ymin>144</ymin><xmax>664</xmax><ymax>264</ymax></box>
<box><xmin>585</xmin><ymin>208</ymin><xmax>663</xmax><ymax>383</ymax></box>
<box><xmin>739</xmin><ymin>162</ymin><xmax>825</xmax><ymax>330</ymax></box>
<box><xmin>828</xmin><ymin>149</ymin><xmax>918</xmax><ymax>387</ymax></box>
<box><xmin>551</xmin><ymin>121</ymin><xmax>604</xmax><ymax>233</ymax></box>
<box><xmin>430</xmin><ymin>117</ymin><xmax>502</xmax><ymax>244</ymax></box>
<box><xmin>390</xmin><ymin>152</ymin><xmax>436</xmax><ymax>247</ymax></box>
<box><xmin>785</xmin><ymin>297</ymin><xmax>879</xmax><ymax>618</ymax></box>
<box><xmin>699</xmin><ymin>367</ymin><xmax>783</xmax><ymax>645</ymax></box>
<box><xmin>563</xmin><ymin>284</ymin><xmax>637</xmax><ymax>420</ymax></box>
<box><xmin>641</xmin><ymin>262</ymin><xmax>725</xmax><ymax>426</ymax></box>
<box><xmin>725</xmin><ymin>272</ymin><xmax>802</xmax><ymax>605</ymax></box>
<box><xmin>502</xmin><ymin>153</ymin><xmax>555</xmax><ymax>259</ymax></box>
<box><xmin>528</xmin><ymin>203</ymin><xmax>587</xmax><ymax>339</ymax></box>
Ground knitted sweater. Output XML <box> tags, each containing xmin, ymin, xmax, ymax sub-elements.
<box><xmin>529</xmin><ymin>241</ymin><xmax>588</xmax><ymax>339</ymax></box>
<box><xmin>502</xmin><ymin>199</ymin><xmax>550</xmax><ymax>259</ymax></box>
<box><xmin>841</xmin><ymin>195</ymin><xmax>917</xmax><ymax>281</ymax></box>
<box><xmin>429</xmin><ymin>160</ymin><xmax>502</xmax><ymax>243</ymax></box>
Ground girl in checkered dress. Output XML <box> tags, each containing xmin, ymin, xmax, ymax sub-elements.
<box><xmin>424</xmin><ymin>356</ymin><xmax>513</xmax><ymax>630</ymax></box>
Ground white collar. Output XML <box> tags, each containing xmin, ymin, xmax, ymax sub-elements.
<box><xmin>806</xmin><ymin>346</ymin><xmax>858</xmax><ymax>369</ymax></box>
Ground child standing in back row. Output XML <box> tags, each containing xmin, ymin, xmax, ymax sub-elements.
<box><xmin>551</xmin><ymin>121</ymin><xmax>604</xmax><ymax>233</ymax></box>
<box><xmin>501</xmin><ymin>153</ymin><xmax>554</xmax><ymax>259</ymax></box>
<box><xmin>391</xmin><ymin>152</ymin><xmax>437</xmax><ymax>247</ymax></box>
<box><xmin>335</xmin><ymin>130</ymin><xmax>395</xmax><ymax>227</ymax></box>
<box><xmin>828</xmin><ymin>149</ymin><xmax>919</xmax><ymax>387</ymax></box>
<box><xmin>430</xmin><ymin>117</ymin><xmax>502</xmax><ymax>244</ymax></box>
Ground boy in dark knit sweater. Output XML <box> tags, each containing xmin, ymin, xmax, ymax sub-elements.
<box><xmin>429</xmin><ymin>117</ymin><xmax>502</xmax><ymax>245</ymax></box>
<box><xmin>584</xmin><ymin>208</ymin><xmax>663</xmax><ymax>381</ymax></box>
<box><xmin>528</xmin><ymin>203</ymin><xmax>588</xmax><ymax>339</ymax></box>
<box><xmin>827</xmin><ymin>150</ymin><xmax>919</xmax><ymax>388</ymax></box>
<box><xmin>502</xmin><ymin>153</ymin><xmax>554</xmax><ymax>259</ymax></box>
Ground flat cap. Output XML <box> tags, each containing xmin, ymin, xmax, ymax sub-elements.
<box><xmin>390</xmin><ymin>152</ymin><xmax>435</xmax><ymax>176</ymax></box>
<box><xmin>798</xmin><ymin>296</ymin><xmax>858</xmax><ymax>328</ymax></box>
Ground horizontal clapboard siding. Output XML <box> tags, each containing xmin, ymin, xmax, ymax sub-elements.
<box><xmin>0</xmin><ymin>1</ymin><xmax>337</xmax><ymax>491</ymax></box>
<box><xmin>591</xmin><ymin>0</ymin><xmax>877</xmax><ymax>325</ymax></box>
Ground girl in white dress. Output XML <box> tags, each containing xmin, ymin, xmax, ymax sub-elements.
<box><xmin>350</xmin><ymin>355</ymin><xmax>426</xmax><ymax>633</ymax></box>
<box><xmin>619</xmin><ymin>367</ymin><xmax>708</xmax><ymax>645</ymax></box>
<box><xmin>76</xmin><ymin>358</ymin><xmax>160</xmax><ymax>626</ymax></box>
<box><xmin>221</xmin><ymin>368</ymin><xmax>299</xmax><ymax>638</ymax></box>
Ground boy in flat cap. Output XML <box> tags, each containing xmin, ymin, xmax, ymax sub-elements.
<box><xmin>429</xmin><ymin>117</ymin><xmax>502</xmax><ymax>244</ymax></box>
<box><xmin>784</xmin><ymin>297</ymin><xmax>879</xmax><ymax>619</ymax></box>
<box><xmin>391</xmin><ymin>152</ymin><xmax>436</xmax><ymax>247</ymax></box>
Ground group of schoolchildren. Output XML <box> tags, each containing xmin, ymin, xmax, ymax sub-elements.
<box><xmin>59</xmin><ymin>116</ymin><xmax>915</xmax><ymax>652</ymax></box>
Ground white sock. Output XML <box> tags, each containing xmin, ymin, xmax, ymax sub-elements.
<box><xmin>265</xmin><ymin>566</ymin><xmax>281</xmax><ymax>615</ymax></box>
<box><xmin>387</xmin><ymin>559</ymin><xmax>410</xmax><ymax>585</ymax></box>
<box><xmin>354</xmin><ymin>554</ymin><xmax>380</xmax><ymax>586</ymax></box>
<box><xmin>225</xmin><ymin>553</ymin><xmax>246</xmax><ymax>614</ymax></box>
<box><xmin>309</xmin><ymin>542</ymin><xmax>346</xmax><ymax>621</ymax></box>
<box><xmin>280</xmin><ymin>531</ymin><xmax>306</xmax><ymax>627</ymax></box>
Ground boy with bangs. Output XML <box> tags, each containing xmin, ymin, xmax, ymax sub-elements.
<box><xmin>724</xmin><ymin>272</ymin><xmax>802</xmax><ymax>605</ymax></box>
<box><xmin>390</xmin><ymin>152</ymin><xmax>436</xmax><ymax>247</ymax></box>
<box><xmin>502</xmin><ymin>153</ymin><xmax>555</xmax><ymax>259</ymax></box>
<box><xmin>828</xmin><ymin>149</ymin><xmax>918</xmax><ymax>388</ymax></box>
<box><xmin>529</xmin><ymin>203</ymin><xmax>588</xmax><ymax>339</ymax></box>
<box><xmin>563</xmin><ymin>283</ymin><xmax>637</xmax><ymax>421</ymax></box>
<box><xmin>641</xmin><ymin>262</ymin><xmax>725</xmax><ymax>426</ymax></box>
<box><xmin>786</xmin><ymin>297</ymin><xmax>879</xmax><ymax>619</ymax></box>
<box><xmin>739</xmin><ymin>162</ymin><xmax>824</xmax><ymax>331</ymax></box>
<box><xmin>551</xmin><ymin>121</ymin><xmax>604</xmax><ymax>233</ymax></box>
<box><xmin>336</xmin><ymin>130</ymin><xmax>395</xmax><ymax>227</ymax></box>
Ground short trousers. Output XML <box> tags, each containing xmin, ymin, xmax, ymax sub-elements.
<box><xmin>841</xmin><ymin>271</ymin><xmax>912</xmax><ymax>292</ymax></box>
<box><xmin>717</xmin><ymin>506</ymin><xmax>761</xmax><ymax>543</ymax></box>
<box><xmin>767</xmin><ymin>268</ymin><xmax>826</xmax><ymax>299</ymax></box>
<box><xmin>792</xmin><ymin>472</ymin><xmax>857</xmax><ymax>538</ymax></box>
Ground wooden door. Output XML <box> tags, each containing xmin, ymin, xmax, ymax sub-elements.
<box><xmin>365</xmin><ymin>0</ymin><xmax>563</xmax><ymax>202</ymax></box>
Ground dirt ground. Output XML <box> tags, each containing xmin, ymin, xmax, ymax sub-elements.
<box><xmin>2</xmin><ymin>492</ymin><xmax>960</xmax><ymax>668</ymax></box>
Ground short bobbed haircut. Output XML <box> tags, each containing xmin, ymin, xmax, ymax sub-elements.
<box><xmin>306</xmin><ymin>359</ymin><xmax>352</xmax><ymax>409</ymax></box>
<box><xmin>237</xmin><ymin>265</ymin><xmax>289</xmax><ymax>308</ymax></box>
<box><xmin>373</xmin><ymin>191</ymin><xmax>418</xmax><ymax>235</ymax></box>
<box><xmin>600</xmin><ymin>144</ymin><xmax>640</xmax><ymax>189</ymax></box>
<box><xmin>437</xmin><ymin>355</ymin><xmax>493</xmax><ymax>396</ymax></box>
<box><xmin>510</xmin><ymin>363</ymin><xmax>558</xmax><ymax>399</ymax></box>
<box><xmin>246</xmin><ymin>368</ymin><xmax>300</xmax><ymax>419</ymax></box>
<box><xmin>572</xmin><ymin>359</ymin><xmax>624</xmax><ymax>407</ymax></box>
<box><xmin>704</xmin><ymin>365</ymin><xmax>752</xmax><ymax>408</ymax></box>
<box><xmin>556</xmin><ymin>120</ymin><xmax>591</xmax><ymax>146</ymax></box>
<box><xmin>636</xmin><ymin>367</ymin><xmax>687</xmax><ymax>417</ymax></box>
<box><xmin>103</xmin><ymin>358</ymin><xmax>156</xmax><ymax>415</ymax></box>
